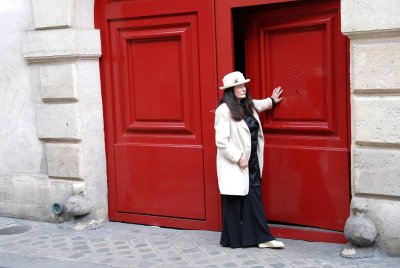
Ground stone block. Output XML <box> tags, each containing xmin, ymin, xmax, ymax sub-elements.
<box><xmin>40</xmin><ymin>64</ymin><xmax>78</xmax><ymax>101</ymax></box>
<box><xmin>344</xmin><ymin>214</ymin><xmax>377</xmax><ymax>247</ymax></box>
<box><xmin>353</xmin><ymin>96</ymin><xmax>400</xmax><ymax>144</ymax></box>
<box><xmin>353</xmin><ymin>147</ymin><xmax>400</xmax><ymax>197</ymax></box>
<box><xmin>366</xmin><ymin>199</ymin><xmax>400</xmax><ymax>256</ymax></box>
<box><xmin>351</xmin><ymin>39</ymin><xmax>400</xmax><ymax>90</ymax></box>
<box><xmin>0</xmin><ymin>174</ymin><xmax>73</xmax><ymax>221</ymax></box>
<box><xmin>74</xmin><ymin>0</ymin><xmax>95</xmax><ymax>28</ymax></box>
<box><xmin>76</xmin><ymin>60</ymin><xmax>102</xmax><ymax>101</ymax></box>
<box><xmin>342</xmin><ymin>0</ymin><xmax>400</xmax><ymax>34</ymax></box>
<box><xmin>66</xmin><ymin>195</ymin><xmax>91</xmax><ymax>216</ymax></box>
<box><xmin>36</xmin><ymin>104</ymin><xmax>82</xmax><ymax>140</ymax></box>
<box><xmin>32</xmin><ymin>0</ymin><xmax>74</xmax><ymax>29</ymax></box>
<box><xmin>23</xmin><ymin>28</ymin><xmax>101</xmax><ymax>61</ymax></box>
<box><xmin>46</xmin><ymin>143</ymin><xmax>84</xmax><ymax>179</ymax></box>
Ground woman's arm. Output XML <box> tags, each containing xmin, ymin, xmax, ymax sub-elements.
<box><xmin>253</xmin><ymin>86</ymin><xmax>283</xmax><ymax>112</ymax></box>
<box><xmin>253</xmin><ymin>98</ymin><xmax>273</xmax><ymax>112</ymax></box>
<box><xmin>215</xmin><ymin>104</ymin><xmax>243</xmax><ymax>163</ymax></box>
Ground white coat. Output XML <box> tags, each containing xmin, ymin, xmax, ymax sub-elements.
<box><xmin>215</xmin><ymin>98</ymin><xmax>273</xmax><ymax>196</ymax></box>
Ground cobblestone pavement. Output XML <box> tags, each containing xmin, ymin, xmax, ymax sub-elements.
<box><xmin>0</xmin><ymin>217</ymin><xmax>399</xmax><ymax>268</ymax></box>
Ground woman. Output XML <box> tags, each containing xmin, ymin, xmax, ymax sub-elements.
<box><xmin>215</xmin><ymin>71</ymin><xmax>284</xmax><ymax>249</ymax></box>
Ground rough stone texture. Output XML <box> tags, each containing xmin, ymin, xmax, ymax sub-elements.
<box><xmin>351</xmin><ymin>38</ymin><xmax>400</xmax><ymax>90</ymax></box>
<box><xmin>32</xmin><ymin>0</ymin><xmax>73</xmax><ymax>29</ymax></box>
<box><xmin>0</xmin><ymin>174</ymin><xmax>73</xmax><ymax>222</ymax></box>
<box><xmin>340</xmin><ymin>243</ymin><xmax>377</xmax><ymax>259</ymax></box>
<box><xmin>350</xmin><ymin>196</ymin><xmax>369</xmax><ymax>213</ymax></box>
<box><xmin>40</xmin><ymin>64</ymin><xmax>78</xmax><ymax>101</ymax></box>
<box><xmin>341</xmin><ymin>0</ymin><xmax>400</xmax><ymax>34</ymax></box>
<box><xmin>46</xmin><ymin>143</ymin><xmax>84</xmax><ymax>179</ymax></box>
<box><xmin>366</xmin><ymin>199</ymin><xmax>400</xmax><ymax>256</ymax></box>
<box><xmin>23</xmin><ymin>28</ymin><xmax>101</xmax><ymax>61</ymax></box>
<box><xmin>36</xmin><ymin>104</ymin><xmax>82</xmax><ymax>140</ymax></box>
<box><xmin>66</xmin><ymin>195</ymin><xmax>92</xmax><ymax>216</ymax></box>
<box><xmin>353</xmin><ymin>96</ymin><xmax>400</xmax><ymax>145</ymax></box>
<box><xmin>344</xmin><ymin>215</ymin><xmax>377</xmax><ymax>247</ymax></box>
<box><xmin>79</xmin><ymin>60</ymin><xmax>108</xmax><ymax>222</ymax></box>
<box><xmin>344</xmin><ymin>197</ymin><xmax>377</xmax><ymax>247</ymax></box>
<box><xmin>353</xmin><ymin>146</ymin><xmax>400</xmax><ymax>196</ymax></box>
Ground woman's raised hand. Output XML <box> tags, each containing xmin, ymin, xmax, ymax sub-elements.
<box><xmin>271</xmin><ymin>86</ymin><xmax>283</xmax><ymax>103</ymax></box>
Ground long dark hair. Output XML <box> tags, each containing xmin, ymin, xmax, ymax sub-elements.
<box><xmin>218</xmin><ymin>87</ymin><xmax>256</xmax><ymax>121</ymax></box>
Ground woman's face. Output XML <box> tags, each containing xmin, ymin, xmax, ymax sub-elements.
<box><xmin>233</xmin><ymin>84</ymin><xmax>246</xmax><ymax>100</ymax></box>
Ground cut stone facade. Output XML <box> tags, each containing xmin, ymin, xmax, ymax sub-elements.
<box><xmin>39</xmin><ymin>64</ymin><xmax>78</xmax><ymax>101</ymax></box>
<box><xmin>0</xmin><ymin>0</ymin><xmax>107</xmax><ymax>224</ymax></box>
<box><xmin>342</xmin><ymin>0</ymin><xmax>400</xmax><ymax>256</ymax></box>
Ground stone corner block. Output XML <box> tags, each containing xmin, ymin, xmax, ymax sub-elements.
<box><xmin>351</xmin><ymin>40</ymin><xmax>400</xmax><ymax>90</ymax></box>
<box><xmin>40</xmin><ymin>64</ymin><xmax>78</xmax><ymax>101</ymax></box>
<box><xmin>46</xmin><ymin>143</ymin><xmax>84</xmax><ymax>179</ymax></box>
<box><xmin>353</xmin><ymin>97</ymin><xmax>400</xmax><ymax>145</ymax></box>
<box><xmin>32</xmin><ymin>0</ymin><xmax>74</xmax><ymax>29</ymax></box>
<box><xmin>341</xmin><ymin>0</ymin><xmax>400</xmax><ymax>35</ymax></box>
<box><xmin>36</xmin><ymin>104</ymin><xmax>82</xmax><ymax>140</ymax></box>
<box><xmin>366</xmin><ymin>199</ymin><xmax>400</xmax><ymax>256</ymax></box>
<box><xmin>353</xmin><ymin>146</ymin><xmax>400</xmax><ymax>197</ymax></box>
<box><xmin>23</xmin><ymin>28</ymin><xmax>101</xmax><ymax>61</ymax></box>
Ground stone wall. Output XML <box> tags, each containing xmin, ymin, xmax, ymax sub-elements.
<box><xmin>0</xmin><ymin>0</ymin><xmax>108</xmax><ymax>223</ymax></box>
<box><xmin>341</xmin><ymin>0</ymin><xmax>400</xmax><ymax>256</ymax></box>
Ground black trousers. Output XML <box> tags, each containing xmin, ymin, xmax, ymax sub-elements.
<box><xmin>220</xmin><ymin>186</ymin><xmax>275</xmax><ymax>248</ymax></box>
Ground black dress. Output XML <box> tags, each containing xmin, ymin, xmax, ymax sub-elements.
<box><xmin>220</xmin><ymin>115</ymin><xmax>275</xmax><ymax>248</ymax></box>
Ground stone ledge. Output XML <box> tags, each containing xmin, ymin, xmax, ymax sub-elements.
<box><xmin>343</xmin><ymin>29</ymin><xmax>400</xmax><ymax>39</ymax></box>
<box><xmin>23</xmin><ymin>28</ymin><xmax>101</xmax><ymax>62</ymax></box>
<box><xmin>341</xmin><ymin>0</ymin><xmax>400</xmax><ymax>35</ymax></box>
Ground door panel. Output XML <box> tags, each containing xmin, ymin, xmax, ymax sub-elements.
<box><xmin>110</xmin><ymin>14</ymin><xmax>202</xmax><ymax>144</ymax></box>
<box><xmin>115</xmin><ymin>145</ymin><xmax>205</xmax><ymax>219</ymax></box>
<box><xmin>97</xmin><ymin>0</ymin><xmax>218</xmax><ymax>230</ymax></box>
<box><xmin>265</xmin><ymin>147</ymin><xmax>349</xmax><ymax>230</ymax></box>
<box><xmin>246</xmin><ymin>0</ymin><xmax>350</xmax><ymax>231</ymax></box>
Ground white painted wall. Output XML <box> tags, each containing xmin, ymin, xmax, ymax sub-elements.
<box><xmin>0</xmin><ymin>0</ymin><xmax>42</xmax><ymax>175</ymax></box>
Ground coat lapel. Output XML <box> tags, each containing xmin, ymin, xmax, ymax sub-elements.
<box><xmin>237</xmin><ymin>119</ymin><xmax>249</xmax><ymax>133</ymax></box>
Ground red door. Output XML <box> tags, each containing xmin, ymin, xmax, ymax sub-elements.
<box><xmin>245</xmin><ymin>0</ymin><xmax>350</xmax><ymax>233</ymax></box>
<box><xmin>96</xmin><ymin>0</ymin><xmax>219</xmax><ymax>230</ymax></box>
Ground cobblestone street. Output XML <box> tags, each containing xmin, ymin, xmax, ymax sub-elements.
<box><xmin>0</xmin><ymin>217</ymin><xmax>399</xmax><ymax>267</ymax></box>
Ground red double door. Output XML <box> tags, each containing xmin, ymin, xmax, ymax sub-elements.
<box><xmin>97</xmin><ymin>0</ymin><xmax>350</xmax><ymax>239</ymax></box>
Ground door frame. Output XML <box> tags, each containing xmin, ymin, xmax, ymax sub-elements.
<box><xmin>216</xmin><ymin>0</ymin><xmax>350</xmax><ymax>243</ymax></box>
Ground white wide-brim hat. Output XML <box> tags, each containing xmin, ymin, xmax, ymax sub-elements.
<box><xmin>219</xmin><ymin>71</ymin><xmax>250</xmax><ymax>90</ymax></box>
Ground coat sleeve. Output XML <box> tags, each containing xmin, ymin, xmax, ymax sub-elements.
<box><xmin>253</xmin><ymin>98</ymin><xmax>273</xmax><ymax>112</ymax></box>
<box><xmin>215</xmin><ymin>104</ymin><xmax>243</xmax><ymax>163</ymax></box>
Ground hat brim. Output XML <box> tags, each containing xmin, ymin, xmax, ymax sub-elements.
<box><xmin>219</xmin><ymin>79</ymin><xmax>250</xmax><ymax>90</ymax></box>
